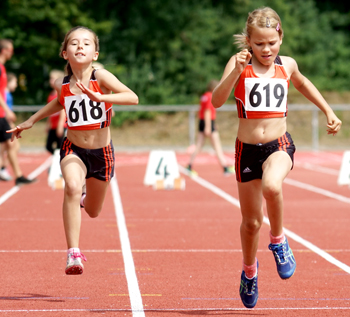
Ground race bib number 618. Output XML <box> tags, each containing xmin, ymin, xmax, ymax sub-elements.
<box><xmin>245</xmin><ymin>78</ymin><xmax>287</xmax><ymax>112</ymax></box>
<box><xmin>65</xmin><ymin>94</ymin><xmax>106</xmax><ymax>127</ymax></box>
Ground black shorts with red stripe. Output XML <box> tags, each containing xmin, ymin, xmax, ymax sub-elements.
<box><xmin>60</xmin><ymin>137</ymin><xmax>115</xmax><ymax>182</ymax></box>
<box><xmin>235</xmin><ymin>132</ymin><xmax>295</xmax><ymax>183</ymax></box>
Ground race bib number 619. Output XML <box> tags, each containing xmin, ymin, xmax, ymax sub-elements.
<box><xmin>65</xmin><ymin>94</ymin><xmax>106</xmax><ymax>127</ymax></box>
<box><xmin>245</xmin><ymin>78</ymin><xmax>287</xmax><ymax>112</ymax></box>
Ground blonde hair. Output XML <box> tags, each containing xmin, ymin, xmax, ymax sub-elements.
<box><xmin>59</xmin><ymin>26</ymin><xmax>100</xmax><ymax>76</ymax></box>
<box><xmin>234</xmin><ymin>7</ymin><xmax>283</xmax><ymax>50</ymax></box>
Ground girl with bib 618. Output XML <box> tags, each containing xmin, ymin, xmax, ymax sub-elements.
<box><xmin>212</xmin><ymin>7</ymin><xmax>341</xmax><ymax>309</ymax></box>
<box><xmin>8</xmin><ymin>26</ymin><xmax>138</xmax><ymax>275</ymax></box>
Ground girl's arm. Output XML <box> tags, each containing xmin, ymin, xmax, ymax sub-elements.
<box><xmin>76</xmin><ymin>69</ymin><xmax>139</xmax><ymax>105</ymax></box>
<box><xmin>56</xmin><ymin>109</ymin><xmax>66</xmax><ymax>137</ymax></box>
<box><xmin>7</xmin><ymin>98</ymin><xmax>63</xmax><ymax>141</ymax></box>
<box><xmin>212</xmin><ymin>49</ymin><xmax>252</xmax><ymax>108</ymax></box>
<box><xmin>283</xmin><ymin>56</ymin><xmax>342</xmax><ymax>135</ymax></box>
<box><xmin>0</xmin><ymin>93</ymin><xmax>16</xmax><ymax>122</ymax></box>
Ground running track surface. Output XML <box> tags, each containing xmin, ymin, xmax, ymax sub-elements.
<box><xmin>0</xmin><ymin>150</ymin><xmax>349</xmax><ymax>316</ymax></box>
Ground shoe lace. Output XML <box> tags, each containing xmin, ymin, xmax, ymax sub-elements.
<box><xmin>71</xmin><ymin>252</ymin><xmax>87</xmax><ymax>262</ymax></box>
<box><xmin>242</xmin><ymin>275</ymin><xmax>256</xmax><ymax>295</ymax></box>
<box><xmin>269</xmin><ymin>242</ymin><xmax>286</xmax><ymax>264</ymax></box>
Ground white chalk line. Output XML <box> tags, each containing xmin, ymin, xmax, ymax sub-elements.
<box><xmin>0</xmin><ymin>307</ymin><xmax>349</xmax><ymax>313</ymax></box>
<box><xmin>0</xmin><ymin>248</ymin><xmax>349</xmax><ymax>253</ymax></box>
<box><xmin>110</xmin><ymin>176</ymin><xmax>145</xmax><ymax>317</ymax></box>
<box><xmin>179</xmin><ymin>165</ymin><xmax>350</xmax><ymax>274</ymax></box>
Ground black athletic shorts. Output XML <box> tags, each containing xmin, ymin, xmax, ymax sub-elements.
<box><xmin>0</xmin><ymin>117</ymin><xmax>12</xmax><ymax>142</ymax></box>
<box><xmin>235</xmin><ymin>132</ymin><xmax>295</xmax><ymax>183</ymax></box>
<box><xmin>60</xmin><ymin>137</ymin><xmax>115</xmax><ymax>182</ymax></box>
<box><xmin>198</xmin><ymin>119</ymin><xmax>216</xmax><ymax>132</ymax></box>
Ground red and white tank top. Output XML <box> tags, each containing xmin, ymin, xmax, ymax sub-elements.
<box><xmin>234</xmin><ymin>56</ymin><xmax>289</xmax><ymax>119</ymax></box>
<box><xmin>59</xmin><ymin>70</ymin><xmax>113</xmax><ymax>130</ymax></box>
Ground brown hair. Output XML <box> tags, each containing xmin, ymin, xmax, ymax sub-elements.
<box><xmin>207</xmin><ymin>80</ymin><xmax>219</xmax><ymax>92</ymax></box>
<box><xmin>7</xmin><ymin>72</ymin><xmax>17</xmax><ymax>82</ymax></box>
<box><xmin>0</xmin><ymin>39</ymin><xmax>13</xmax><ymax>53</ymax></box>
<box><xmin>234</xmin><ymin>7</ymin><xmax>283</xmax><ymax>50</ymax></box>
<box><xmin>59</xmin><ymin>26</ymin><xmax>100</xmax><ymax>76</ymax></box>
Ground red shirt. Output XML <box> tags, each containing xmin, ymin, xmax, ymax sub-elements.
<box><xmin>198</xmin><ymin>91</ymin><xmax>216</xmax><ymax>120</ymax></box>
<box><xmin>0</xmin><ymin>64</ymin><xmax>7</xmax><ymax>118</ymax></box>
<box><xmin>47</xmin><ymin>91</ymin><xmax>67</xmax><ymax>129</ymax></box>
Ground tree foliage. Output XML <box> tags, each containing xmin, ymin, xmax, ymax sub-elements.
<box><xmin>0</xmin><ymin>0</ymin><xmax>350</xmax><ymax>109</ymax></box>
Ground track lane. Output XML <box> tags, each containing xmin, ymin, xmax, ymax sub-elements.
<box><xmin>0</xmin><ymin>151</ymin><xmax>349</xmax><ymax>316</ymax></box>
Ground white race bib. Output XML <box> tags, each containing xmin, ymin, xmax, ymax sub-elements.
<box><xmin>65</xmin><ymin>94</ymin><xmax>106</xmax><ymax>127</ymax></box>
<box><xmin>245</xmin><ymin>78</ymin><xmax>287</xmax><ymax>112</ymax></box>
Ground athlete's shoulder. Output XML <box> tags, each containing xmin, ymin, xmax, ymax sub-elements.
<box><xmin>279</xmin><ymin>56</ymin><xmax>298</xmax><ymax>68</ymax></box>
<box><xmin>93</xmin><ymin>68</ymin><xmax>113</xmax><ymax>80</ymax></box>
<box><xmin>279</xmin><ymin>56</ymin><xmax>299</xmax><ymax>76</ymax></box>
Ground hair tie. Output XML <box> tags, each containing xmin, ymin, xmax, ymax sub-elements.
<box><xmin>266</xmin><ymin>17</ymin><xmax>271</xmax><ymax>28</ymax></box>
<box><xmin>276</xmin><ymin>23</ymin><xmax>280</xmax><ymax>31</ymax></box>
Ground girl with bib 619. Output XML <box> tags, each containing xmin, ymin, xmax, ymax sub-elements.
<box><xmin>212</xmin><ymin>7</ymin><xmax>341</xmax><ymax>309</ymax></box>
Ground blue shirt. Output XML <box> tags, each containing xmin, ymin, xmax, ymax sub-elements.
<box><xmin>6</xmin><ymin>91</ymin><xmax>13</xmax><ymax>110</ymax></box>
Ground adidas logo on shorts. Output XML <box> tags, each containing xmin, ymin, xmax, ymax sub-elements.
<box><xmin>243</xmin><ymin>167</ymin><xmax>252</xmax><ymax>173</ymax></box>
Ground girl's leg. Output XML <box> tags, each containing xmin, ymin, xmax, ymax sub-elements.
<box><xmin>261</xmin><ymin>151</ymin><xmax>292</xmax><ymax>237</ymax></box>
<box><xmin>262</xmin><ymin>151</ymin><xmax>296</xmax><ymax>279</ymax></box>
<box><xmin>188</xmin><ymin>132</ymin><xmax>205</xmax><ymax>166</ymax></box>
<box><xmin>210</xmin><ymin>131</ymin><xmax>228</xmax><ymax>167</ymax></box>
<box><xmin>84</xmin><ymin>177</ymin><xmax>110</xmax><ymax>218</ymax></box>
<box><xmin>237</xmin><ymin>180</ymin><xmax>264</xmax><ymax>266</ymax></box>
<box><xmin>60</xmin><ymin>155</ymin><xmax>87</xmax><ymax>249</ymax></box>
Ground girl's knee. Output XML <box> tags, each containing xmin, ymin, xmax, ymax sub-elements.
<box><xmin>241</xmin><ymin>217</ymin><xmax>263</xmax><ymax>235</ymax></box>
<box><xmin>262</xmin><ymin>181</ymin><xmax>282</xmax><ymax>201</ymax></box>
<box><xmin>64</xmin><ymin>180</ymin><xmax>83</xmax><ymax>198</ymax></box>
<box><xmin>84</xmin><ymin>205</ymin><xmax>102</xmax><ymax>218</ymax></box>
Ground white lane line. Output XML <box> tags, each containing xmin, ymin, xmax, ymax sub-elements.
<box><xmin>0</xmin><ymin>248</ymin><xmax>349</xmax><ymax>253</ymax></box>
<box><xmin>179</xmin><ymin>165</ymin><xmax>350</xmax><ymax>274</ymax></box>
<box><xmin>110</xmin><ymin>176</ymin><xmax>145</xmax><ymax>317</ymax></box>
<box><xmin>284</xmin><ymin>178</ymin><xmax>350</xmax><ymax>204</ymax></box>
<box><xmin>296</xmin><ymin>162</ymin><xmax>339</xmax><ymax>175</ymax></box>
<box><xmin>0</xmin><ymin>156</ymin><xmax>52</xmax><ymax>206</ymax></box>
<box><xmin>0</xmin><ymin>307</ymin><xmax>349</xmax><ymax>313</ymax></box>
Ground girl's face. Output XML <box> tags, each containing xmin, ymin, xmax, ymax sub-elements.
<box><xmin>247</xmin><ymin>27</ymin><xmax>282</xmax><ymax>66</ymax></box>
<box><xmin>62</xmin><ymin>29</ymin><xmax>99</xmax><ymax>66</ymax></box>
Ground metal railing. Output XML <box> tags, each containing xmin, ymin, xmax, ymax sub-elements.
<box><xmin>13</xmin><ymin>104</ymin><xmax>349</xmax><ymax>151</ymax></box>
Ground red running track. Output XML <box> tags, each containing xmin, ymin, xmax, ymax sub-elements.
<box><xmin>0</xmin><ymin>150</ymin><xmax>349</xmax><ymax>316</ymax></box>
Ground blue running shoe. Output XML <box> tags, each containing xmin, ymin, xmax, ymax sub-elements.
<box><xmin>239</xmin><ymin>261</ymin><xmax>259</xmax><ymax>309</ymax></box>
<box><xmin>268</xmin><ymin>237</ymin><xmax>296</xmax><ymax>279</ymax></box>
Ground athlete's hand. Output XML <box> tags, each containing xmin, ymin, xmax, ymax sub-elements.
<box><xmin>6</xmin><ymin>121</ymin><xmax>33</xmax><ymax>141</ymax></box>
<box><xmin>326</xmin><ymin>113</ymin><xmax>342</xmax><ymax>136</ymax></box>
<box><xmin>235</xmin><ymin>49</ymin><xmax>252</xmax><ymax>73</ymax></box>
<box><xmin>76</xmin><ymin>81</ymin><xmax>103</xmax><ymax>103</ymax></box>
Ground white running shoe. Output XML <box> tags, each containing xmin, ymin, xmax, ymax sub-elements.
<box><xmin>65</xmin><ymin>251</ymin><xmax>87</xmax><ymax>275</ymax></box>
<box><xmin>0</xmin><ymin>168</ymin><xmax>12</xmax><ymax>181</ymax></box>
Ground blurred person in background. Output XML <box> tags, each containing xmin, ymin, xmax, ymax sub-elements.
<box><xmin>186</xmin><ymin>79</ymin><xmax>234</xmax><ymax>176</ymax></box>
<box><xmin>0</xmin><ymin>72</ymin><xmax>18</xmax><ymax>180</ymax></box>
<box><xmin>45</xmin><ymin>69</ymin><xmax>66</xmax><ymax>154</ymax></box>
<box><xmin>0</xmin><ymin>39</ymin><xmax>36</xmax><ymax>185</ymax></box>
